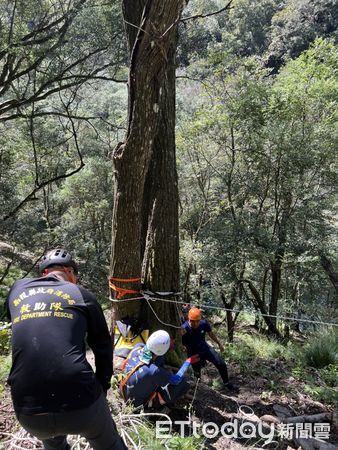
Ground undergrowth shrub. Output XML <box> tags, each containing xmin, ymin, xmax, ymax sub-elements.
<box><xmin>0</xmin><ymin>325</ymin><xmax>11</xmax><ymax>354</ymax></box>
<box><xmin>303</xmin><ymin>330</ymin><xmax>337</xmax><ymax>368</ymax></box>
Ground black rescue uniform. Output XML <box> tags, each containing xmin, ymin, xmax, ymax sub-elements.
<box><xmin>6</xmin><ymin>275</ymin><xmax>112</xmax><ymax>415</ymax></box>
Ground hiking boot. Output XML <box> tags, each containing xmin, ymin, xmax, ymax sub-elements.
<box><xmin>223</xmin><ymin>382</ymin><xmax>240</xmax><ymax>394</ymax></box>
<box><xmin>160</xmin><ymin>406</ymin><xmax>172</xmax><ymax>415</ymax></box>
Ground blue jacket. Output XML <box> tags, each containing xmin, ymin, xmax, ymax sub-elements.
<box><xmin>123</xmin><ymin>345</ymin><xmax>173</xmax><ymax>407</ymax></box>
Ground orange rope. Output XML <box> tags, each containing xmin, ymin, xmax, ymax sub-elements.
<box><xmin>111</xmin><ymin>277</ymin><xmax>141</xmax><ymax>283</ymax></box>
<box><xmin>109</xmin><ymin>277</ymin><xmax>141</xmax><ymax>299</ymax></box>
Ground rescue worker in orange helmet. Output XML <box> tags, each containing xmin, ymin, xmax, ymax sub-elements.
<box><xmin>181</xmin><ymin>307</ymin><xmax>239</xmax><ymax>393</ymax></box>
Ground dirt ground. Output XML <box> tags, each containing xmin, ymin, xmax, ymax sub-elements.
<box><xmin>1</xmin><ymin>353</ymin><xmax>337</xmax><ymax>450</ymax></box>
<box><xmin>151</xmin><ymin>359</ymin><xmax>338</xmax><ymax>450</ymax></box>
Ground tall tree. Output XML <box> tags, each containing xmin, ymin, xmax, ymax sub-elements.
<box><xmin>178</xmin><ymin>38</ymin><xmax>337</xmax><ymax>336</ymax></box>
<box><xmin>0</xmin><ymin>0</ymin><xmax>125</xmax><ymax>223</ymax></box>
<box><xmin>110</xmin><ymin>1</ymin><xmax>185</xmax><ymax>338</ymax></box>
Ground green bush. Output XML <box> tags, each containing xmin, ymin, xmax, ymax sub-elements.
<box><xmin>0</xmin><ymin>324</ymin><xmax>11</xmax><ymax>354</ymax></box>
<box><xmin>304</xmin><ymin>331</ymin><xmax>337</xmax><ymax>369</ymax></box>
<box><xmin>224</xmin><ymin>333</ymin><xmax>293</xmax><ymax>366</ymax></box>
<box><xmin>319</xmin><ymin>364</ymin><xmax>338</xmax><ymax>387</ymax></box>
<box><xmin>0</xmin><ymin>355</ymin><xmax>11</xmax><ymax>383</ymax></box>
<box><xmin>303</xmin><ymin>384</ymin><xmax>338</xmax><ymax>404</ymax></box>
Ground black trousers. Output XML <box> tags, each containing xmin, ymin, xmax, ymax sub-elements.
<box><xmin>159</xmin><ymin>379</ymin><xmax>190</xmax><ymax>406</ymax></box>
<box><xmin>16</xmin><ymin>393</ymin><xmax>127</xmax><ymax>450</ymax></box>
<box><xmin>192</xmin><ymin>347</ymin><xmax>229</xmax><ymax>384</ymax></box>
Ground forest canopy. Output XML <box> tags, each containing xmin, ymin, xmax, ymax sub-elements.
<box><xmin>0</xmin><ymin>0</ymin><xmax>337</xmax><ymax>330</ymax></box>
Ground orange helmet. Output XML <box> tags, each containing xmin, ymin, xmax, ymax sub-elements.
<box><xmin>188</xmin><ymin>307</ymin><xmax>202</xmax><ymax>321</ymax></box>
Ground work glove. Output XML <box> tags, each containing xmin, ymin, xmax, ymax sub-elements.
<box><xmin>186</xmin><ymin>354</ymin><xmax>200</xmax><ymax>364</ymax></box>
<box><xmin>169</xmin><ymin>354</ymin><xmax>200</xmax><ymax>385</ymax></box>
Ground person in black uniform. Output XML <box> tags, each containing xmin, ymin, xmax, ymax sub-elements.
<box><xmin>6</xmin><ymin>248</ymin><xmax>126</xmax><ymax>450</ymax></box>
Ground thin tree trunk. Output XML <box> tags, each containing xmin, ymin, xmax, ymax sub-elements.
<box><xmin>221</xmin><ymin>290</ymin><xmax>237</xmax><ymax>343</ymax></box>
<box><xmin>242</xmin><ymin>278</ymin><xmax>281</xmax><ymax>338</ymax></box>
<box><xmin>269</xmin><ymin>192</ymin><xmax>292</xmax><ymax>330</ymax></box>
<box><xmin>320</xmin><ymin>253</ymin><xmax>338</xmax><ymax>295</ymax></box>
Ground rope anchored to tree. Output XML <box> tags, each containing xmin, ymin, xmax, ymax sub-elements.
<box><xmin>109</xmin><ymin>277</ymin><xmax>141</xmax><ymax>299</ymax></box>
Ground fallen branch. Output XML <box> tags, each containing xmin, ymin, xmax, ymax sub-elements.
<box><xmin>284</xmin><ymin>413</ymin><xmax>331</xmax><ymax>424</ymax></box>
<box><xmin>293</xmin><ymin>436</ymin><xmax>337</xmax><ymax>450</ymax></box>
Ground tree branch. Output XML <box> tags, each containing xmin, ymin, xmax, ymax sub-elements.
<box><xmin>180</xmin><ymin>1</ymin><xmax>233</xmax><ymax>23</ymax></box>
<box><xmin>1</xmin><ymin>161</ymin><xmax>84</xmax><ymax>222</ymax></box>
<box><xmin>160</xmin><ymin>1</ymin><xmax>233</xmax><ymax>39</ymax></box>
<box><xmin>1</xmin><ymin>95</ymin><xmax>85</xmax><ymax>222</ymax></box>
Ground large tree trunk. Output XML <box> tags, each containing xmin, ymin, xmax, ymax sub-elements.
<box><xmin>140</xmin><ymin>34</ymin><xmax>181</xmax><ymax>338</ymax></box>
<box><xmin>110</xmin><ymin>1</ymin><xmax>184</xmax><ymax>332</ymax></box>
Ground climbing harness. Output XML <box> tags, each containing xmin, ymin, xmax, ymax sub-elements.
<box><xmin>119</xmin><ymin>360</ymin><xmax>146</xmax><ymax>401</ymax></box>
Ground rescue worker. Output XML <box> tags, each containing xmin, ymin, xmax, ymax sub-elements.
<box><xmin>120</xmin><ymin>330</ymin><xmax>193</xmax><ymax>408</ymax></box>
<box><xmin>6</xmin><ymin>248</ymin><xmax>126</xmax><ymax>450</ymax></box>
<box><xmin>181</xmin><ymin>307</ymin><xmax>239</xmax><ymax>393</ymax></box>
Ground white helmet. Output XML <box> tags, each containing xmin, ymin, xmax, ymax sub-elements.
<box><xmin>147</xmin><ymin>330</ymin><xmax>170</xmax><ymax>356</ymax></box>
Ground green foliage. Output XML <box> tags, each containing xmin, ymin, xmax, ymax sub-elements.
<box><xmin>224</xmin><ymin>333</ymin><xmax>293</xmax><ymax>366</ymax></box>
<box><xmin>0</xmin><ymin>354</ymin><xmax>11</xmax><ymax>384</ymax></box>
<box><xmin>303</xmin><ymin>330</ymin><xmax>338</xmax><ymax>368</ymax></box>
<box><xmin>303</xmin><ymin>382</ymin><xmax>338</xmax><ymax>404</ymax></box>
<box><xmin>223</xmin><ymin>330</ymin><xmax>337</xmax><ymax>405</ymax></box>
<box><xmin>319</xmin><ymin>364</ymin><xmax>338</xmax><ymax>388</ymax></box>
<box><xmin>128</xmin><ymin>420</ymin><xmax>204</xmax><ymax>450</ymax></box>
<box><xmin>0</xmin><ymin>80</ymin><xmax>127</xmax><ymax>301</ymax></box>
<box><xmin>110</xmin><ymin>399</ymin><xmax>204</xmax><ymax>450</ymax></box>
<box><xmin>0</xmin><ymin>0</ymin><xmax>127</xmax><ymax>292</ymax></box>
<box><xmin>0</xmin><ymin>264</ymin><xmax>25</xmax><ymax>320</ymax></box>
<box><xmin>0</xmin><ymin>326</ymin><xmax>11</xmax><ymax>354</ymax></box>
<box><xmin>178</xmin><ymin>37</ymin><xmax>337</xmax><ymax>331</ymax></box>
<box><xmin>268</xmin><ymin>0</ymin><xmax>338</xmax><ymax>66</ymax></box>
<box><xmin>221</xmin><ymin>0</ymin><xmax>281</xmax><ymax>56</ymax></box>
<box><xmin>167</xmin><ymin>436</ymin><xmax>204</xmax><ymax>449</ymax></box>
<box><xmin>289</xmin><ymin>333</ymin><xmax>337</xmax><ymax>403</ymax></box>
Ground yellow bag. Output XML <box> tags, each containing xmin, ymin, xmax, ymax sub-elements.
<box><xmin>114</xmin><ymin>318</ymin><xmax>149</xmax><ymax>358</ymax></box>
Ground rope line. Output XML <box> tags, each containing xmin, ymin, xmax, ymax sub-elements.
<box><xmin>145</xmin><ymin>297</ymin><xmax>182</xmax><ymax>329</ymax></box>
<box><xmin>109</xmin><ymin>293</ymin><xmax>338</xmax><ymax>328</ymax></box>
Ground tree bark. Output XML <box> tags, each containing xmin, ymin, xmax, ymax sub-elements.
<box><xmin>242</xmin><ymin>278</ymin><xmax>281</xmax><ymax>338</ymax></box>
<box><xmin>110</xmin><ymin>1</ymin><xmax>185</xmax><ymax>331</ymax></box>
<box><xmin>320</xmin><ymin>253</ymin><xmax>338</xmax><ymax>295</ymax></box>
<box><xmin>141</xmin><ymin>36</ymin><xmax>181</xmax><ymax>336</ymax></box>
<box><xmin>221</xmin><ymin>289</ymin><xmax>238</xmax><ymax>343</ymax></box>
<box><xmin>269</xmin><ymin>192</ymin><xmax>292</xmax><ymax>330</ymax></box>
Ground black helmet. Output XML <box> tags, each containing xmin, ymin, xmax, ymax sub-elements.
<box><xmin>39</xmin><ymin>248</ymin><xmax>78</xmax><ymax>274</ymax></box>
